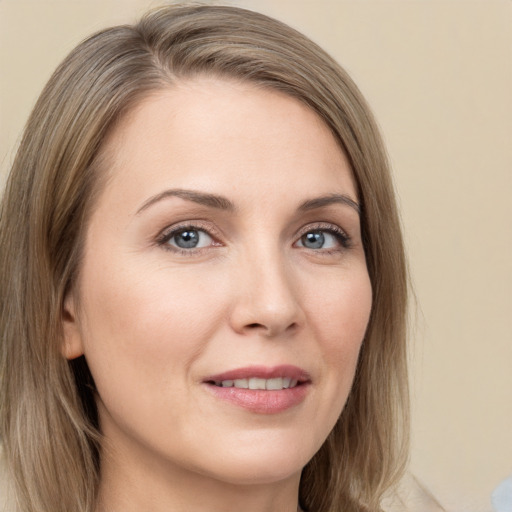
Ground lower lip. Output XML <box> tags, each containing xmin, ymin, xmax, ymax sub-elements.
<box><xmin>204</xmin><ymin>383</ymin><xmax>309</xmax><ymax>414</ymax></box>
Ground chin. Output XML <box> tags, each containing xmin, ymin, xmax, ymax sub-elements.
<box><xmin>202</xmin><ymin>458</ymin><xmax>305</xmax><ymax>487</ymax></box>
<box><xmin>190</xmin><ymin>432</ymin><xmax>317</xmax><ymax>486</ymax></box>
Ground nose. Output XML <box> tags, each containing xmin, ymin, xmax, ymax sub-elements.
<box><xmin>229</xmin><ymin>249</ymin><xmax>304</xmax><ymax>338</ymax></box>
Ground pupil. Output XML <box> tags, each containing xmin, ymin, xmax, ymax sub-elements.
<box><xmin>174</xmin><ymin>230</ymin><xmax>199</xmax><ymax>248</ymax></box>
<box><xmin>303</xmin><ymin>231</ymin><xmax>324</xmax><ymax>249</ymax></box>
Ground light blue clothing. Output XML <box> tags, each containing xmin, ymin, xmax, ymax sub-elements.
<box><xmin>492</xmin><ymin>475</ymin><xmax>512</xmax><ymax>512</ymax></box>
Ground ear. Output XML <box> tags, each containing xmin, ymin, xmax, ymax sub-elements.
<box><xmin>61</xmin><ymin>291</ymin><xmax>85</xmax><ymax>359</ymax></box>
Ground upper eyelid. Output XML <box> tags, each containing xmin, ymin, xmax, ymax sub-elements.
<box><xmin>295</xmin><ymin>221</ymin><xmax>349</xmax><ymax>238</ymax></box>
<box><xmin>157</xmin><ymin>220</ymin><xmax>222</xmax><ymax>241</ymax></box>
<box><xmin>297</xmin><ymin>221</ymin><xmax>346</xmax><ymax>231</ymax></box>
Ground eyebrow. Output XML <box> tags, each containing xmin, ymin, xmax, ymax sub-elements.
<box><xmin>136</xmin><ymin>189</ymin><xmax>236</xmax><ymax>214</ymax></box>
<box><xmin>136</xmin><ymin>189</ymin><xmax>360</xmax><ymax>216</ymax></box>
<box><xmin>298</xmin><ymin>194</ymin><xmax>360</xmax><ymax>215</ymax></box>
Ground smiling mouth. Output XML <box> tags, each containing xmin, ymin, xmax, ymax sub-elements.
<box><xmin>204</xmin><ymin>365</ymin><xmax>310</xmax><ymax>391</ymax></box>
<box><xmin>203</xmin><ymin>366</ymin><xmax>310</xmax><ymax>414</ymax></box>
<box><xmin>208</xmin><ymin>377</ymin><xmax>301</xmax><ymax>390</ymax></box>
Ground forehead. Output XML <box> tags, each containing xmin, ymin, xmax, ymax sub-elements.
<box><xmin>96</xmin><ymin>78</ymin><xmax>356</xmax><ymax>211</ymax></box>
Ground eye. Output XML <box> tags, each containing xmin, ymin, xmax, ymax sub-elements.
<box><xmin>295</xmin><ymin>226</ymin><xmax>350</xmax><ymax>251</ymax></box>
<box><xmin>160</xmin><ymin>226</ymin><xmax>215</xmax><ymax>251</ymax></box>
<box><xmin>297</xmin><ymin>230</ymin><xmax>336</xmax><ymax>249</ymax></box>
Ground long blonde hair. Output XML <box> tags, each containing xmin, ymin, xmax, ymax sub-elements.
<box><xmin>0</xmin><ymin>4</ymin><xmax>408</xmax><ymax>512</ymax></box>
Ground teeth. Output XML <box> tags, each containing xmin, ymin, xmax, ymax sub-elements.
<box><xmin>216</xmin><ymin>377</ymin><xmax>299</xmax><ymax>390</ymax></box>
<box><xmin>249</xmin><ymin>377</ymin><xmax>266</xmax><ymax>390</ymax></box>
<box><xmin>266</xmin><ymin>377</ymin><xmax>283</xmax><ymax>390</ymax></box>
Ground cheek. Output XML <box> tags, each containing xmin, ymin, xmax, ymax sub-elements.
<box><xmin>308</xmin><ymin>265</ymin><xmax>372</xmax><ymax>348</ymax></box>
<box><xmin>305</xmin><ymin>266</ymin><xmax>372</xmax><ymax>399</ymax></box>
<box><xmin>77</xmin><ymin>261</ymin><xmax>230</xmax><ymax>397</ymax></box>
<box><xmin>75</xmin><ymin>261</ymin><xmax>236</xmax><ymax>454</ymax></box>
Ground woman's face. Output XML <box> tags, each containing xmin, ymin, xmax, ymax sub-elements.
<box><xmin>63</xmin><ymin>79</ymin><xmax>372</xmax><ymax>489</ymax></box>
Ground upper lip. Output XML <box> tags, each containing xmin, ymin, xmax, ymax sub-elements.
<box><xmin>204</xmin><ymin>365</ymin><xmax>311</xmax><ymax>383</ymax></box>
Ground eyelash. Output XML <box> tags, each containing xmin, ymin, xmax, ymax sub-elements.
<box><xmin>156</xmin><ymin>221</ymin><xmax>352</xmax><ymax>255</ymax></box>
<box><xmin>295</xmin><ymin>223</ymin><xmax>352</xmax><ymax>253</ymax></box>
<box><xmin>155</xmin><ymin>221</ymin><xmax>220</xmax><ymax>256</ymax></box>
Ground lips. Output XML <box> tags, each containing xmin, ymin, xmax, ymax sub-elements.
<box><xmin>203</xmin><ymin>365</ymin><xmax>311</xmax><ymax>414</ymax></box>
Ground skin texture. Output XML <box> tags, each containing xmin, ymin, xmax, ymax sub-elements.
<box><xmin>62</xmin><ymin>78</ymin><xmax>373</xmax><ymax>512</ymax></box>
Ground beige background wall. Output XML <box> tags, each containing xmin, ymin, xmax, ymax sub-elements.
<box><xmin>1</xmin><ymin>1</ymin><xmax>510</xmax><ymax>511</ymax></box>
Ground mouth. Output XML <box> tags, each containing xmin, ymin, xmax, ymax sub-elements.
<box><xmin>208</xmin><ymin>377</ymin><xmax>301</xmax><ymax>390</ymax></box>
<box><xmin>202</xmin><ymin>365</ymin><xmax>311</xmax><ymax>414</ymax></box>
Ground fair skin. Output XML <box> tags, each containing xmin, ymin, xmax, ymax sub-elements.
<box><xmin>63</xmin><ymin>78</ymin><xmax>372</xmax><ymax>512</ymax></box>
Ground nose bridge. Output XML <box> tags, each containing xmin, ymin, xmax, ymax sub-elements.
<box><xmin>230</xmin><ymin>239</ymin><xmax>302</xmax><ymax>337</ymax></box>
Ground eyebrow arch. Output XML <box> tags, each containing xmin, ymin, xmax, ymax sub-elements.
<box><xmin>136</xmin><ymin>188</ymin><xmax>236</xmax><ymax>215</ymax></box>
<box><xmin>298</xmin><ymin>194</ymin><xmax>361</xmax><ymax>215</ymax></box>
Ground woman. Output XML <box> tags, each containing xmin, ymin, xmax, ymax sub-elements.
<box><xmin>0</xmin><ymin>4</ymin><xmax>408</xmax><ymax>512</ymax></box>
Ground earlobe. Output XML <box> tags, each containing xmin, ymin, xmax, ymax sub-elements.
<box><xmin>61</xmin><ymin>292</ymin><xmax>84</xmax><ymax>360</ymax></box>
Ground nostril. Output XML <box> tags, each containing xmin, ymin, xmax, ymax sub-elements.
<box><xmin>244</xmin><ymin>321</ymin><xmax>298</xmax><ymax>337</ymax></box>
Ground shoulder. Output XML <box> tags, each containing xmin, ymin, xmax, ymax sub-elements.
<box><xmin>382</xmin><ymin>473</ymin><xmax>445</xmax><ymax>512</ymax></box>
